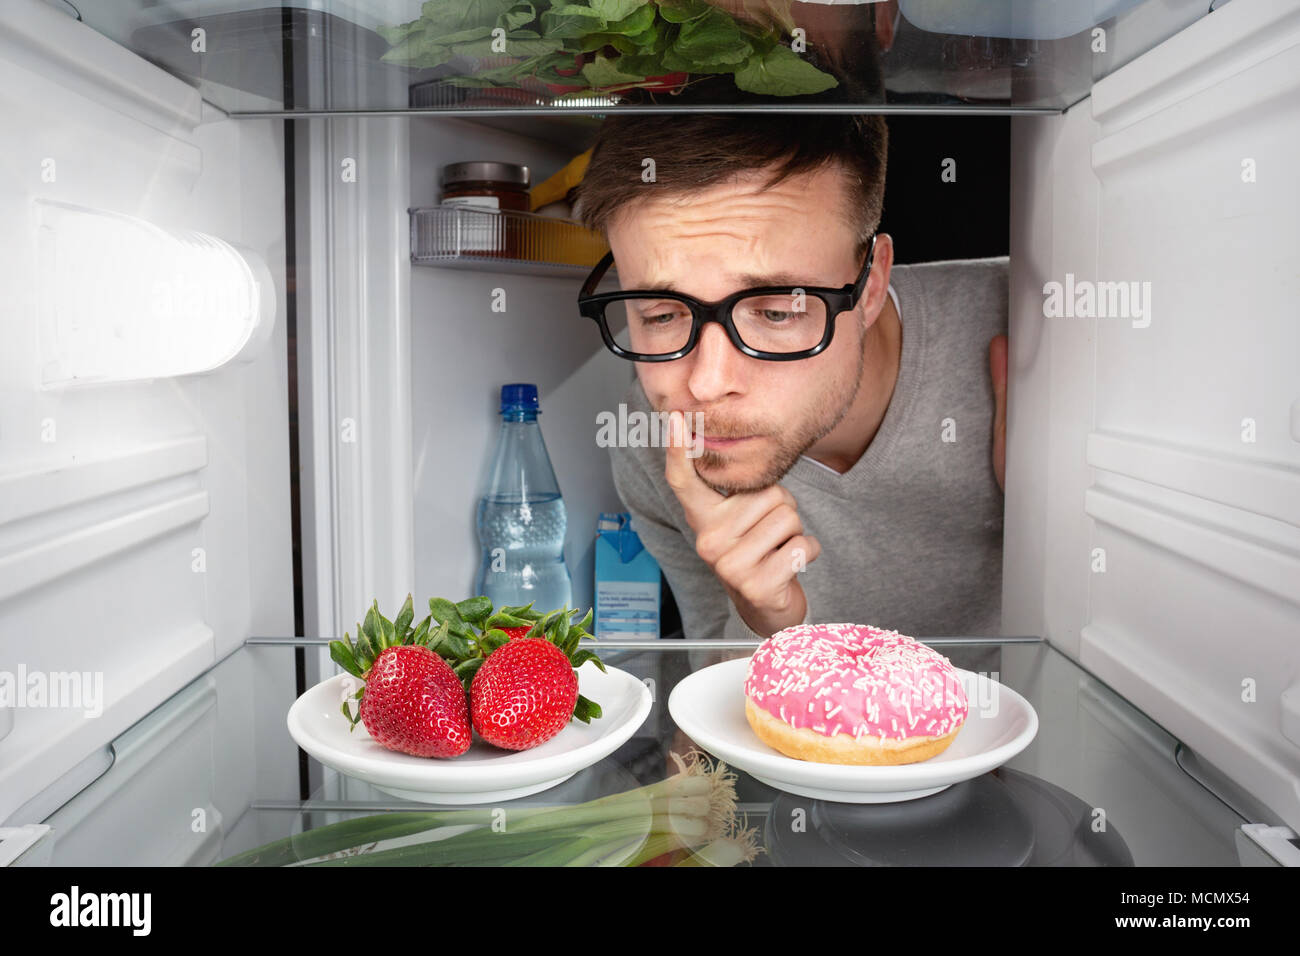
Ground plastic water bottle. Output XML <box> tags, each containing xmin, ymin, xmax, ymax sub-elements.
<box><xmin>475</xmin><ymin>384</ymin><xmax>573</xmax><ymax>612</ymax></box>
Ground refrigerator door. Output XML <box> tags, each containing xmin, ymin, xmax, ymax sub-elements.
<box><xmin>0</xmin><ymin>0</ymin><xmax>296</xmax><ymax>848</ymax></box>
<box><xmin>1004</xmin><ymin>0</ymin><xmax>1300</xmax><ymax>831</ymax></box>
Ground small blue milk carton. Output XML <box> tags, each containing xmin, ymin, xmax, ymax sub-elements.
<box><xmin>594</xmin><ymin>512</ymin><xmax>661</xmax><ymax>639</ymax></box>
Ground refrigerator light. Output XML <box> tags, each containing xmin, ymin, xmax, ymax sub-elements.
<box><xmin>35</xmin><ymin>199</ymin><xmax>275</xmax><ymax>387</ymax></box>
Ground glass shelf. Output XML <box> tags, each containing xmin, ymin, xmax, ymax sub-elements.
<box><xmin>235</xmin><ymin>638</ymin><xmax>1252</xmax><ymax>866</ymax></box>
<box><xmin>409</xmin><ymin>205</ymin><xmax>609</xmax><ymax>276</ymax></box>
<box><xmin>11</xmin><ymin>637</ymin><xmax>1260</xmax><ymax>865</ymax></box>
<box><xmin>67</xmin><ymin>0</ymin><xmax>1211</xmax><ymax>116</ymax></box>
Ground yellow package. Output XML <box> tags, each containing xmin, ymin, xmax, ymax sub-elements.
<box><xmin>530</xmin><ymin>149</ymin><xmax>593</xmax><ymax>212</ymax></box>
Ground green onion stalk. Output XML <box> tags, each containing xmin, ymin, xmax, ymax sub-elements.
<box><xmin>671</xmin><ymin>817</ymin><xmax>762</xmax><ymax>866</ymax></box>
<box><xmin>216</xmin><ymin>750</ymin><xmax>762</xmax><ymax>867</ymax></box>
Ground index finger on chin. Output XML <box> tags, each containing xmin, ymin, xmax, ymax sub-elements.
<box><xmin>663</xmin><ymin>410</ymin><xmax>722</xmax><ymax>512</ymax></box>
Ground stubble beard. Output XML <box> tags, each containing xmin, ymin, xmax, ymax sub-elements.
<box><xmin>692</xmin><ymin>326</ymin><xmax>867</xmax><ymax>495</ymax></box>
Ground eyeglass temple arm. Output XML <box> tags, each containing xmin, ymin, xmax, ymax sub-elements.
<box><xmin>580</xmin><ymin>250</ymin><xmax>615</xmax><ymax>297</ymax></box>
<box><xmin>853</xmin><ymin>233</ymin><xmax>879</xmax><ymax>296</ymax></box>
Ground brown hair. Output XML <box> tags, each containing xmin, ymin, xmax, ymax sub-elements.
<box><xmin>574</xmin><ymin>114</ymin><xmax>888</xmax><ymax>259</ymax></box>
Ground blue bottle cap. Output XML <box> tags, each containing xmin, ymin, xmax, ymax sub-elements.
<box><xmin>500</xmin><ymin>383</ymin><xmax>540</xmax><ymax>413</ymax></box>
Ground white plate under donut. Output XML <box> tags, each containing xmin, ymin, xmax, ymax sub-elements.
<box><xmin>668</xmin><ymin>659</ymin><xmax>1038</xmax><ymax>804</ymax></box>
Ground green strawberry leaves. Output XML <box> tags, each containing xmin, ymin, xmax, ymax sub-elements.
<box><xmin>393</xmin><ymin>597</ymin><xmax>415</xmax><ymax>637</ymax></box>
<box><xmin>480</xmin><ymin>628</ymin><xmax>512</xmax><ymax>655</ymax></box>
<box><xmin>499</xmin><ymin>602</ymin><xmax>546</xmax><ymax>621</ymax></box>
<box><xmin>330</xmin><ymin>593</ymin><xmax>431</xmax><ymax>680</ymax></box>
<box><xmin>573</xmin><ymin>694</ymin><xmax>603</xmax><ymax>724</ymax></box>
<box><xmin>328</xmin><ymin>594</ymin><xmax>607</xmax><ymax>734</ymax></box>
<box><xmin>443</xmin><ymin>629</ymin><xmax>478</xmax><ymax>663</ymax></box>
<box><xmin>427</xmin><ymin>596</ymin><xmax>606</xmax><ymax>716</ymax></box>
<box><xmin>455</xmin><ymin>595</ymin><xmax>493</xmax><ymax>625</ymax></box>
<box><xmin>570</xmin><ymin>648</ymin><xmax>603</xmax><ymax>670</ymax></box>
<box><xmin>428</xmin><ymin>597</ymin><xmax>463</xmax><ymax>627</ymax></box>
<box><xmin>329</xmin><ymin>639</ymin><xmax>363</xmax><ymax>679</ymax></box>
<box><xmin>453</xmin><ymin>657</ymin><xmax>486</xmax><ymax>686</ymax></box>
<box><xmin>339</xmin><ymin>684</ymin><xmax>365</xmax><ymax>730</ymax></box>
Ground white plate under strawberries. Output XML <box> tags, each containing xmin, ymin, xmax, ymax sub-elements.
<box><xmin>288</xmin><ymin>662</ymin><xmax>653</xmax><ymax>804</ymax></box>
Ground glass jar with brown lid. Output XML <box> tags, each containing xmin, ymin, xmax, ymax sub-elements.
<box><xmin>440</xmin><ymin>161</ymin><xmax>531</xmax><ymax>259</ymax></box>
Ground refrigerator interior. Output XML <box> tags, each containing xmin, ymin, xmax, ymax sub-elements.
<box><xmin>406</xmin><ymin>118</ymin><xmax>633</xmax><ymax>619</ymax></box>
<box><xmin>0</xmin><ymin>0</ymin><xmax>1296</xmax><ymax>862</ymax></box>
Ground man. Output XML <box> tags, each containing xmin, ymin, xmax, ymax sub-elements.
<box><xmin>575</xmin><ymin>114</ymin><xmax>1008</xmax><ymax>642</ymax></box>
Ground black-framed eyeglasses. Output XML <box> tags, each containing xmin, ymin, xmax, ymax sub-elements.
<box><xmin>578</xmin><ymin>233</ymin><xmax>878</xmax><ymax>362</ymax></box>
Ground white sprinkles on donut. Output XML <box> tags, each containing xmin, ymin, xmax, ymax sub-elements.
<box><xmin>744</xmin><ymin>622</ymin><xmax>969</xmax><ymax>741</ymax></box>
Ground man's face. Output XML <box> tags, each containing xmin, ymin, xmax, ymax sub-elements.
<box><xmin>605</xmin><ymin>164</ymin><xmax>884</xmax><ymax>495</ymax></box>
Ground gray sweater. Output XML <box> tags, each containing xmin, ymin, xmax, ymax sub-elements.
<box><xmin>608</xmin><ymin>256</ymin><xmax>1009</xmax><ymax>643</ymax></box>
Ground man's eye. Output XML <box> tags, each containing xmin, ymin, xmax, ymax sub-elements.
<box><xmin>636</xmin><ymin>304</ymin><xmax>687</xmax><ymax>324</ymax></box>
<box><xmin>739</xmin><ymin>298</ymin><xmax>803</xmax><ymax>323</ymax></box>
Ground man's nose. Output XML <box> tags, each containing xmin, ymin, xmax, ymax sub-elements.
<box><xmin>686</xmin><ymin>321</ymin><xmax>745</xmax><ymax>403</ymax></box>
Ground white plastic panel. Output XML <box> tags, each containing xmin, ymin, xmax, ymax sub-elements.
<box><xmin>1004</xmin><ymin>0</ymin><xmax>1300</xmax><ymax>830</ymax></box>
<box><xmin>16</xmin><ymin>643</ymin><xmax>300</xmax><ymax>865</ymax></box>
<box><xmin>30</xmin><ymin>678</ymin><xmax>225</xmax><ymax>866</ymax></box>
<box><xmin>0</xmin><ymin>0</ymin><xmax>293</xmax><ymax>826</ymax></box>
<box><xmin>293</xmin><ymin>114</ymin><xmax>415</xmax><ymax>667</ymax></box>
<box><xmin>0</xmin><ymin>824</ymin><xmax>51</xmax><ymax>866</ymax></box>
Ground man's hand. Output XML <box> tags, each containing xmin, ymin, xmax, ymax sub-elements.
<box><xmin>990</xmin><ymin>334</ymin><xmax>1007</xmax><ymax>493</ymax></box>
<box><xmin>664</xmin><ymin>411</ymin><xmax>820</xmax><ymax>639</ymax></box>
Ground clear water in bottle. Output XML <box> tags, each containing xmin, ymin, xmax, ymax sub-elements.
<box><xmin>475</xmin><ymin>384</ymin><xmax>573</xmax><ymax>612</ymax></box>
<box><xmin>476</xmin><ymin>492</ymin><xmax>571</xmax><ymax>611</ymax></box>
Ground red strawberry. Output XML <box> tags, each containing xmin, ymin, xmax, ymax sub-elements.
<box><xmin>359</xmin><ymin>645</ymin><xmax>471</xmax><ymax>758</ymax></box>
<box><xmin>470</xmin><ymin>638</ymin><xmax>580</xmax><ymax>750</ymax></box>
<box><xmin>332</xmin><ymin>597</ymin><xmax>606</xmax><ymax>758</ymax></box>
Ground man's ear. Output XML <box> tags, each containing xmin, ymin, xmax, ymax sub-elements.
<box><xmin>859</xmin><ymin>232</ymin><xmax>895</xmax><ymax>330</ymax></box>
<box><xmin>871</xmin><ymin>232</ymin><xmax>895</xmax><ymax>299</ymax></box>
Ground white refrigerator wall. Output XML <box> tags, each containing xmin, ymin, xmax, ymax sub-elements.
<box><xmin>0</xmin><ymin>0</ymin><xmax>298</xmax><ymax>856</ymax></box>
<box><xmin>296</xmin><ymin>115</ymin><xmax>632</xmax><ymax>802</ymax></box>
<box><xmin>296</xmin><ymin>113</ymin><xmax>631</xmax><ymax>664</ymax></box>
<box><xmin>408</xmin><ymin>117</ymin><xmax>633</xmax><ymax>619</ymax></box>
<box><xmin>1004</xmin><ymin>0</ymin><xmax>1300</xmax><ymax>830</ymax></box>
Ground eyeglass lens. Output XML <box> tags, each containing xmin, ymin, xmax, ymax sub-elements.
<box><xmin>604</xmin><ymin>293</ymin><xmax>828</xmax><ymax>356</ymax></box>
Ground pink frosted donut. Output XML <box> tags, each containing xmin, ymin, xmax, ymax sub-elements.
<box><xmin>743</xmin><ymin>622</ymin><xmax>969</xmax><ymax>765</ymax></box>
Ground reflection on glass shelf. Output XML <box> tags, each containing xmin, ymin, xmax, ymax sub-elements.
<box><xmin>409</xmin><ymin>205</ymin><xmax>610</xmax><ymax>276</ymax></box>
<box><xmin>72</xmin><ymin>0</ymin><xmax>1210</xmax><ymax>114</ymax></box>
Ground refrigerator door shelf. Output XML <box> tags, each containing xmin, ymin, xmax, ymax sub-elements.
<box><xmin>409</xmin><ymin>205</ymin><xmax>609</xmax><ymax>276</ymax></box>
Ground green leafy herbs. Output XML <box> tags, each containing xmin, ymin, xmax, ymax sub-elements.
<box><xmin>378</xmin><ymin>0</ymin><xmax>836</xmax><ymax>97</ymax></box>
<box><xmin>734</xmin><ymin>43</ymin><xmax>838</xmax><ymax>95</ymax></box>
<box><xmin>327</xmin><ymin>594</ymin><xmax>605</xmax><ymax>724</ymax></box>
